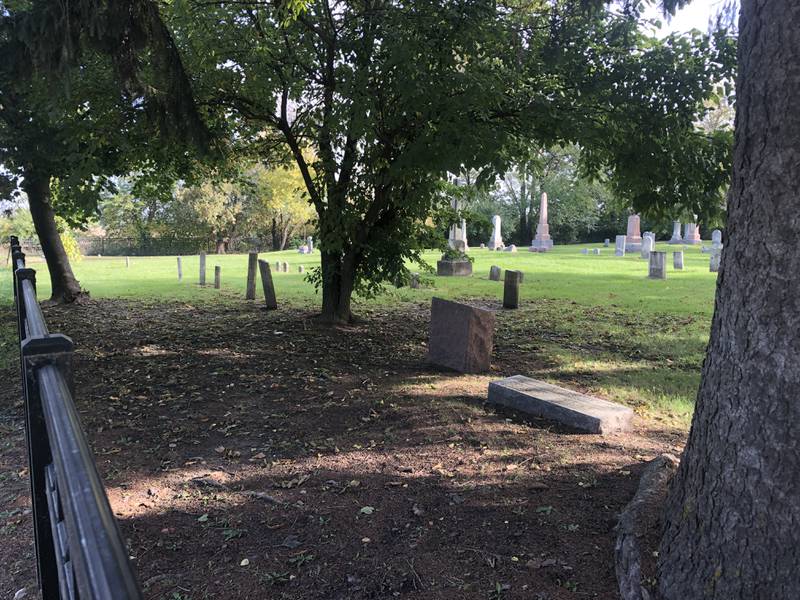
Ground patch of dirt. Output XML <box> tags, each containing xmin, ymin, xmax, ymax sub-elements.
<box><xmin>0</xmin><ymin>299</ymin><xmax>687</xmax><ymax>599</ymax></box>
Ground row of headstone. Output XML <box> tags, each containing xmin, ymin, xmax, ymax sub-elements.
<box><xmin>648</xmin><ymin>251</ymin><xmax>685</xmax><ymax>279</ymax></box>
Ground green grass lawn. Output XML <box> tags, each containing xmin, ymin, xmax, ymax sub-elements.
<box><xmin>1</xmin><ymin>243</ymin><xmax>718</xmax><ymax>425</ymax></box>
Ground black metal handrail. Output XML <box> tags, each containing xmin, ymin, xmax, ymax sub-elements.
<box><xmin>9</xmin><ymin>236</ymin><xmax>142</xmax><ymax>600</ymax></box>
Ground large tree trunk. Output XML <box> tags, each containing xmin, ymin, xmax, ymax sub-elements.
<box><xmin>24</xmin><ymin>173</ymin><xmax>85</xmax><ymax>304</ymax></box>
<box><xmin>657</xmin><ymin>2</ymin><xmax>800</xmax><ymax>598</ymax></box>
<box><xmin>319</xmin><ymin>250</ymin><xmax>355</xmax><ymax>324</ymax></box>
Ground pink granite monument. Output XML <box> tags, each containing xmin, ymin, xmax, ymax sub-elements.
<box><xmin>529</xmin><ymin>192</ymin><xmax>554</xmax><ymax>252</ymax></box>
<box><xmin>684</xmin><ymin>223</ymin><xmax>701</xmax><ymax>244</ymax></box>
<box><xmin>625</xmin><ymin>214</ymin><xmax>642</xmax><ymax>251</ymax></box>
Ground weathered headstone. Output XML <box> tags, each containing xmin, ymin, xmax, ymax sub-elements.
<box><xmin>615</xmin><ymin>235</ymin><xmax>626</xmax><ymax>257</ymax></box>
<box><xmin>281</xmin><ymin>261</ymin><xmax>289</xmax><ymax>273</ymax></box>
<box><xmin>530</xmin><ymin>192</ymin><xmax>554</xmax><ymax>252</ymax></box>
<box><xmin>710</xmin><ymin>247</ymin><xmax>722</xmax><ymax>272</ymax></box>
<box><xmin>307</xmin><ymin>236</ymin><xmax>314</xmax><ymax>252</ymax></box>
<box><xmin>648</xmin><ymin>251</ymin><xmax>666</xmax><ymax>279</ymax></box>
<box><xmin>480</xmin><ymin>243</ymin><xmax>486</xmax><ymax>249</ymax></box>
<box><xmin>177</xmin><ymin>256</ymin><xmax>183</xmax><ymax>281</ymax></box>
<box><xmin>125</xmin><ymin>256</ymin><xmax>130</xmax><ymax>268</ymax></box>
<box><xmin>503</xmin><ymin>270</ymin><xmax>521</xmax><ymax>309</ymax></box>
<box><xmin>437</xmin><ymin>257</ymin><xmax>472</xmax><ymax>276</ymax></box>
<box><xmin>246</xmin><ymin>252</ymin><xmax>258</xmax><ymax>300</ymax></box>
<box><xmin>488</xmin><ymin>375</ymin><xmax>634</xmax><ymax>434</ymax></box>
<box><xmin>410</xmin><ymin>273</ymin><xmax>420</xmax><ymax>289</ymax></box>
<box><xmin>199</xmin><ymin>252</ymin><xmax>207</xmax><ymax>286</ymax></box>
<box><xmin>604</xmin><ymin>239</ymin><xmax>610</xmax><ymax>247</ymax></box>
<box><xmin>427</xmin><ymin>298</ymin><xmax>495</xmax><ymax>373</ymax></box>
<box><xmin>257</xmin><ymin>259</ymin><xmax>278</xmax><ymax>310</ymax></box>
<box><xmin>711</xmin><ymin>229</ymin><xmax>723</xmax><ymax>248</ymax></box>
<box><xmin>669</xmin><ymin>221</ymin><xmax>683</xmax><ymax>244</ymax></box>
<box><xmin>214</xmin><ymin>266</ymin><xmax>221</xmax><ymax>289</ymax></box>
<box><xmin>489</xmin><ymin>265</ymin><xmax>502</xmax><ymax>281</ymax></box>
<box><xmin>505</xmin><ymin>244</ymin><xmax>517</xmax><ymax>253</ymax></box>
<box><xmin>298</xmin><ymin>265</ymin><xmax>305</xmax><ymax>274</ymax></box>
<box><xmin>488</xmin><ymin>215</ymin><xmax>504</xmax><ymax>250</ymax></box>
<box><xmin>275</xmin><ymin>261</ymin><xmax>281</xmax><ymax>272</ymax></box>
<box><xmin>640</xmin><ymin>236</ymin><xmax>654</xmax><ymax>259</ymax></box>
<box><xmin>593</xmin><ymin>248</ymin><xmax>601</xmax><ymax>255</ymax></box>
<box><xmin>448</xmin><ymin>198</ymin><xmax>468</xmax><ymax>250</ymax></box>
<box><xmin>581</xmin><ymin>248</ymin><xmax>589</xmax><ymax>255</ymax></box>
<box><xmin>684</xmin><ymin>222</ymin><xmax>701</xmax><ymax>245</ymax></box>
<box><xmin>298</xmin><ymin>245</ymin><xmax>309</xmax><ymax>254</ymax></box>
<box><xmin>673</xmin><ymin>251</ymin><xmax>684</xmax><ymax>270</ymax></box>
<box><xmin>625</xmin><ymin>215</ymin><xmax>643</xmax><ymax>251</ymax></box>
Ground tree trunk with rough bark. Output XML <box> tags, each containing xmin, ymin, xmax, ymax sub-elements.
<box><xmin>24</xmin><ymin>173</ymin><xmax>85</xmax><ymax>304</ymax></box>
<box><xmin>319</xmin><ymin>250</ymin><xmax>355</xmax><ymax>324</ymax></box>
<box><xmin>657</xmin><ymin>2</ymin><xmax>800</xmax><ymax>598</ymax></box>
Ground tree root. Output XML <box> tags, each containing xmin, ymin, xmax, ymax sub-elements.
<box><xmin>615</xmin><ymin>453</ymin><xmax>680</xmax><ymax>600</ymax></box>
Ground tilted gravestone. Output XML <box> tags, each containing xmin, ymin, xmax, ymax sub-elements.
<box><xmin>488</xmin><ymin>375</ymin><xmax>633</xmax><ymax>434</ymax></box>
<box><xmin>258</xmin><ymin>259</ymin><xmax>278</xmax><ymax>310</ymax></box>
<box><xmin>648</xmin><ymin>251</ymin><xmax>666</xmax><ymax>279</ymax></box>
<box><xmin>489</xmin><ymin>265</ymin><xmax>502</xmax><ymax>281</ymax></box>
<box><xmin>427</xmin><ymin>298</ymin><xmax>495</xmax><ymax>373</ymax></box>
<box><xmin>673</xmin><ymin>251</ymin><xmax>684</xmax><ymax>270</ymax></box>
<box><xmin>503</xmin><ymin>270</ymin><xmax>521</xmax><ymax>309</ymax></box>
<box><xmin>246</xmin><ymin>252</ymin><xmax>258</xmax><ymax>300</ymax></box>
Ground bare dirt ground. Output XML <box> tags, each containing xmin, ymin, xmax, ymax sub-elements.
<box><xmin>0</xmin><ymin>299</ymin><xmax>685</xmax><ymax>600</ymax></box>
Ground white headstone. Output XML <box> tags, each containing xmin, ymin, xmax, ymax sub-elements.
<box><xmin>669</xmin><ymin>221</ymin><xmax>683</xmax><ymax>244</ymax></box>
<box><xmin>307</xmin><ymin>236</ymin><xmax>314</xmax><ymax>251</ymax></box>
<box><xmin>641</xmin><ymin>236</ymin><xmax>654</xmax><ymax>259</ymax></box>
<box><xmin>604</xmin><ymin>239</ymin><xmax>610</xmax><ymax>247</ymax></box>
<box><xmin>529</xmin><ymin>192</ymin><xmax>554</xmax><ymax>252</ymax></box>
<box><xmin>593</xmin><ymin>248</ymin><xmax>601</xmax><ymax>255</ymax></box>
<box><xmin>710</xmin><ymin>247</ymin><xmax>722</xmax><ymax>272</ymax></box>
<box><xmin>711</xmin><ymin>229</ymin><xmax>723</xmax><ymax>248</ymax></box>
<box><xmin>505</xmin><ymin>244</ymin><xmax>517</xmax><ymax>253</ymax></box>
<box><xmin>488</xmin><ymin>215</ymin><xmax>504</xmax><ymax>250</ymax></box>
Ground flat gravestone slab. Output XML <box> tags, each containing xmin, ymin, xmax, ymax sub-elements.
<box><xmin>488</xmin><ymin>375</ymin><xmax>633</xmax><ymax>434</ymax></box>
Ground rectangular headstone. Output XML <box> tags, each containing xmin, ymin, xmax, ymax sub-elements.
<box><xmin>648</xmin><ymin>251</ymin><xmax>666</xmax><ymax>279</ymax></box>
<box><xmin>177</xmin><ymin>256</ymin><xmax>183</xmax><ymax>281</ymax></box>
<box><xmin>615</xmin><ymin>235</ymin><xmax>626</xmax><ymax>257</ymax></box>
<box><xmin>503</xmin><ymin>270</ymin><xmax>521</xmax><ymax>309</ymax></box>
<box><xmin>604</xmin><ymin>239</ymin><xmax>610</xmax><ymax>247</ymax></box>
<box><xmin>489</xmin><ymin>265</ymin><xmax>501</xmax><ymax>281</ymax></box>
<box><xmin>437</xmin><ymin>260</ymin><xmax>472</xmax><ymax>276</ymax></box>
<box><xmin>199</xmin><ymin>252</ymin><xmax>207</xmax><ymax>286</ymax></box>
<box><xmin>427</xmin><ymin>298</ymin><xmax>495</xmax><ymax>373</ymax></box>
<box><xmin>488</xmin><ymin>375</ymin><xmax>634</xmax><ymax>434</ymax></box>
<box><xmin>710</xmin><ymin>247</ymin><xmax>722</xmax><ymax>272</ymax></box>
<box><xmin>214</xmin><ymin>265</ymin><xmax>221</xmax><ymax>289</ymax></box>
<box><xmin>673</xmin><ymin>251</ymin><xmax>684</xmax><ymax>270</ymax></box>
<box><xmin>246</xmin><ymin>252</ymin><xmax>258</xmax><ymax>300</ymax></box>
<box><xmin>258</xmin><ymin>259</ymin><xmax>278</xmax><ymax>310</ymax></box>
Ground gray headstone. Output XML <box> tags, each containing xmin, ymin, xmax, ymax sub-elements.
<box><xmin>488</xmin><ymin>375</ymin><xmax>634</xmax><ymax>434</ymax></box>
<box><xmin>504</xmin><ymin>244</ymin><xmax>517</xmax><ymax>253</ymax></box>
<box><xmin>427</xmin><ymin>298</ymin><xmax>495</xmax><ymax>373</ymax></box>
<box><xmin>410</xmin><ymin>273</ymin><xmax>420</xmax><ymax>289</ymax></box>
<box><xmin>281</xmin><ymin>261</ymin><xmax>289</xmax><ymax>273</ymax></box>
<box><xmin>581</xmin><ymin>248</ymin><xmax>589</xmax><ymax>255</ymax></box>
<box><xmin>673</xmin><ymin>251</ymin><xmax>684</xmax><ymax>270</ymax></box>
<box><xmin>648</xmin><ymin>251</ymin><xmax>666</xmax><ymax>279</ymax></box>
<box><xmin>125</xmin><ymin>256</ymin><xmax>130</xmax><ymax>268</ymax></box>
<box><xmin>711</xmin><ymin>229</ymin><xmax>723</xmax><ymax>248</ymax></box>
<box><xmin>298</xmin><ymin>265</ymin><xmax>305</xmax><ymax>274</ymax></box>
<box><xmin>246</xmin><ymin>252</ymin><xmax>258</xmax><ymax>300</ymax></box>
<box><xmin>503</xmin><ymin>270</ymin><xmax>521</xmax><ymax>309</ymax></box>
<box><xmin>257</xmin><ymin>259</ymin><xmax>278</xmax><ymax>310</ymax></box>
<box><xmin>307</xmin><ymin>236</ymin><xmax>314</xmax><ymax>252</ymax></box>
<box><xmin>640</xmin><ymin>236</ymin><xmax>654</xmax><ymax>259</ymax></box>
<box><xmin>615</xmin><ymin>235</ymin><xmax>626</xmax><ymax>257</ymax></box>
<box><xmin>669</xmin><ymin>221</ymin><xmax>683</xmax><ymax>244</ymax></box>
<box><xmin>437</xmin><ymin>259</ymin><xmax>472</xmax><ymax>276</ymax></box>
<box><xmin>604</xmin><ymin>239</ymin><xmax>610</xmax><ymax>247</ymax></box>
<box><xmin>489</xmin><ymin>265</ymin><xmax>502</xmax><ymax>281</ymax></box>
<box><xmin>214</xmin><ymin>265</ymin><xmax>221</xmax><ymax>289</ymax></box>
<box><xmin>593</xmin><ymin>248</ymin><xmax>601</xmax><ymax>255</ymax></box>
<box><xmin>199</xmin><ymin>252</ymin><xmax>207</xmax><ymax>286</ymax></box>
<box><xmin>177</xmin><ymin>256</ymin><xmax>183</xmax><ymax>281</ymax></box>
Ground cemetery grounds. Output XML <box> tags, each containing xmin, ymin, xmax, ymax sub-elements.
<box><xmin>0</xmin><ymin>245</ymin><xmax>716</xmax><ymax>599</ymax></box>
